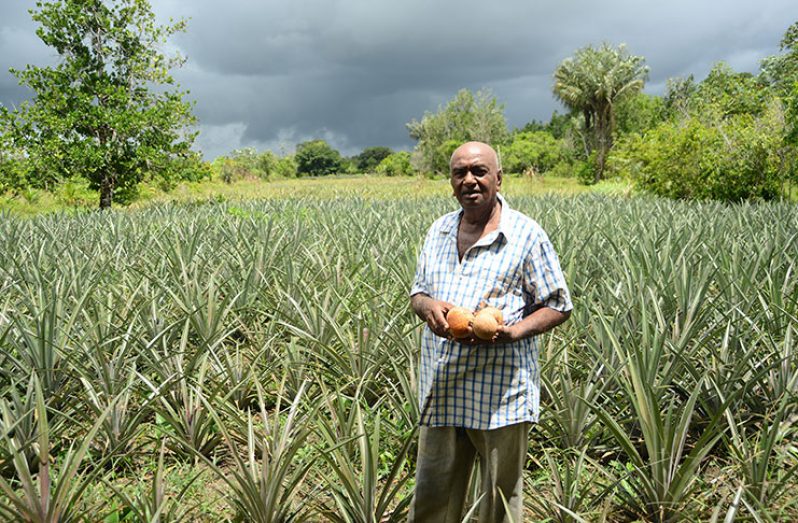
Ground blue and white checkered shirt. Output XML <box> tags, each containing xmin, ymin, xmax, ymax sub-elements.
<box><xmin>410</xmin><ymin>194</ymin><xmax>573</xmax><ymax>429</ymax></box>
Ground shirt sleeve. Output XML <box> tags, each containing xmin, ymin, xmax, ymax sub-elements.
<box><xmin>523</xmin><ymin>232</ymin><xmax>573</xmax><ymax>313</ymax></box>
<box><xmin>410</xmin><ymin>228</ymin><xmax>433</xmax><ymax>297</ymax></box>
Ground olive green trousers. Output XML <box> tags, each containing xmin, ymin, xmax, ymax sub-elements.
<box><xmin>408</xmin><ymin>422</ymin><xmax>531</xmax><ymax>523</ymax></box>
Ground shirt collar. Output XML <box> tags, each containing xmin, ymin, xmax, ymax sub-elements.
<box><xmin>440</xmin><ymin>193</ymin><xmax>512</xmax><ymax>244</ymax></box>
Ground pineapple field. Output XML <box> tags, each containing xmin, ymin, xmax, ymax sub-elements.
<box><xmin>0</xmin><ymin>193</ymin><xmax>796</xmax><ymax>522</ymax></box>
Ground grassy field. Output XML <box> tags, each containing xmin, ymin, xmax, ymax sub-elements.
<box><xmin>0</xmin><ymin>174</ymin><xmax>630</xmax><ymax>216</ymax></box>
<box><xmin>137</xmin><ymin>174</ymin><xmax>630</xmax><ymax>201</ymax></box>
<box><xmin>0</xmin><ymin>191</ymin><xmax>796</xmax><ymax>521</ymax></box>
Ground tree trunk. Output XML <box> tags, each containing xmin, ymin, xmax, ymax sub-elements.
<box><xmin>594</xmin><ymin>105</ymin><xmax>613</xmax><ymax>184</ymax></box>
<box><xmin>583</xmin><ymin>109</ymin><xmax>592</xmax><ymax>134</ymax></box>
<box><xmin>99</xmin><ymin>175</ymin><xmax>114</xmax><ymax>210</ymax></box>
<box><xmin>593</xmin><ymin>117</ymin><xmax>605</xmax><ymax>184</ymax></box>
<box><xmin>594</xmin><ymin>144</ymin><xmax>605</xmax><ymax>184</ymax></box>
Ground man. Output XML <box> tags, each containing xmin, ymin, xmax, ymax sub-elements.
<box><xmin>408</xmin><ymin>141</ymin><xmax>572</xmax><ymax>522</ymax></box>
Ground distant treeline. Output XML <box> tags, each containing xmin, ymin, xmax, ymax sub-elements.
<box><xmin>152</xmin><ymin>20</ymin><xmax>798</xmax><ymax>203</ymax></box>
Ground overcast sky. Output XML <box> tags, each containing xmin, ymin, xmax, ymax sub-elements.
<box><xmin>1</xmin><ymin>1</ymin><xmax>795</xmax><ymax>159</ymax></box>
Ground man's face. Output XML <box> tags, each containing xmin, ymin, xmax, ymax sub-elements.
<box><xmin>450</xmin><ymin>144</ymin><xmax>502</xmax><ymax>211</ymax></box>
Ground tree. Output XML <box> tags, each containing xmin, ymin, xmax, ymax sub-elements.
<box><xmin>295</xmin><ymin>140</ymin><xmax>342</xmax><ymax>177</ymax></box>
<box><xmin>273</xmin><ymin>155</ymin><xmax>297</xmax><ymax>178</ymax></box>
<box><xmin>503</xmin><ymin>131</ymin><xmax>565</xmax><ymax>175</ymax></box>
<box><xmin>693</xmin><ymin>63</ymin><xmax>767</xmax><ymax>118</ymax></box>
<box><xmin>407</xmin><ymin>89</ymin><xmax>509</xmax><ymax>175</ymax></box>
<box><xmin>0</xmin><ymin>123</ymin><xmax>22</xmax><ymax>192</ymax></box>
<box><xmin>761</xmin><ymin>21</ymin><xmax>798</xmax><ymax>97</ymax></box>
<box><xmin>553</xmin><ymin>43</ymin><xmax>648</xmax><ymax>182</ymax></box>
<box><xmin>664</xmin><ymin>75</ymin><xmax>698</xmax><ymax>118</ymax></box>
<box><xmin>517</xmin><ymin>111</ymin><xmax>572</xmax><ymax>139</ymax></box>
<box><xmin>614</xmin><ymin>93</ymin><xmax>667</xmax><ymax>136</ymax></box>
<box><xmin>760</xmin><ymin>21</ymin><xmax>798</xmax><ymax>188</ymax></box>
<box><xmin>761</xmin><ymin>21</ymin><xmax>798</xmax><ymax>143</ymax></box>
<box><xmin>0</xmin><ymin>0</ymin><xmax>197</xmax><ymax>209</ymax></box>
<box><xmin>375</xmin><ymin>151</ymin><xmax>413</xmax><ymax>176</ymax></box>
<box><xmin>213</xmin><ymin>148</ymin><xmax>275</xmax><ymax>183</ymax></box>
<box><xmin>354</xmin><ymin>146</ymin><xmax>393</xmax><ymax>172</ymax></box>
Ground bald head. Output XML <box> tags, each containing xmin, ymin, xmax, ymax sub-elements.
<box><xmin>448</xmin><ymin>141</ymin><xmax>503</xmax><ymax>212</ymax></box>
<box><xmin>450</xmin><ymin>141</ymin><xmax>501</xmax><ymax>173</ymax></box>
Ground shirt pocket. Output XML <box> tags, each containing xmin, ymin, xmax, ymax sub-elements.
<box><xmin>468</xmin><ymin>247</ymin><xmax>524</xmax><ymax>302</ymax></box>
<box><xmin>428</xmin><ymin>243</ymin><xmax>459</xmax><ymax>297</ymax></box>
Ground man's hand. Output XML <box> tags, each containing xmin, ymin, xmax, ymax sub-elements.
<box><xmin>411</xmin><ymin>296</ymin><xmax>571</xmax><ymax>343</ymax></box>
<box><xmin>493</xmin><ymin>324</ymin><xmax>518</xmax><ymax>343</ymax></box>
<box><xmin>454</xmin><ymin>324</ymin><xmax>515</xmax><ymax>345</ymax></box>
<box><xmin>411</xmin><ymin>294</ymin><xmax>455</xmax><ymax>338</ymax></box>
<box><xmin>446</xmin><ymin>309</ymin><xmax>569</xmax><ymax>345</ymax></box>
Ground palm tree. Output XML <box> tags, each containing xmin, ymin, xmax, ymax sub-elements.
<box><xmin>554</xmin><ymin>43</ymin><xmax>648</xmax><ymax>182</ymax></box>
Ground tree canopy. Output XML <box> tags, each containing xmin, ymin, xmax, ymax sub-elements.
<box><xmin>503</xmin><ymin>131</ymin><xmax>565</xmax><ymax>175</ymax></box>
<box><xmin>0</xmin><ymin>0</ymin><xmax>198</xmax><ymax>208</ymax></box>
<box><xmin>407</xmin><ymin>89</ymin><xmax>509</xmax><ymax>175</ymax></box>
<box><xmin>554</xmin><ymin>43</ymin><xmax>648</xmax><ymax>182</ymax></box>
<box><xmin>354</xmin><ymin>146</ymin><xmax>393</xmax><ymax>173</ymax></box>
<box><xmin>765</xmin><ymin>21</ymin><xmax>798</xmax><ymax>143</ymax></box>
<box><xmin>295</xmin><ymin>139</ymin><xmax>343</xmax><ymax>177</ymax></box>
<box><xmin>375</xmin><ymin>151</ymin><xmax>413</xmax><ymax>177</ymax></box>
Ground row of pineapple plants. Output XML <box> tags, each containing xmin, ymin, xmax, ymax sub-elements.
<box><xmin>0</xmin><ymin>194</ymin><xmax>796</xmax><ymax>521</ymax></box>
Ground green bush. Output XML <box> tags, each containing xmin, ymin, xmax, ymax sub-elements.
<box><xmin>211</xmin><ymin>150</ymin><xmax>297</xmax><ymax>182</ymax></box>
<box><xmin>274</xmin><ymin>155</ymin><xmax>297</xmax><ymax>178</ymax></box>
<box><xmin>212</xmin><ymin>148</ymin><xmax>268</xmax><ymax>183</ymax></box>
<box><xmin>55</xmin><ymin>177</ymin><xmax>96</xmax><ymax>208</ymax></box>
<box><xmin>340</xmin><ymin>157</ymin><xmax>359</xmax><ymax>175</ymax></box>
<box><xmin>435</xmin><ymin>140</ymin><xmax>462</xmax><ymax>174</ymax></box>
<box><xmin>213</xmin><ymin>157</ymin><xmax>243</xmax><ymax>184</ymax></box>
<box><xmin>355</xmin><ymin>146</ymin><xmax>393</xmax><ymax>173</ymax></box>
<box><xmin>614</xmin><ymin>93</ymin><xmax>667</xmax><ymax>136</ymax></box>
<box><xmin>546</xmin><ymin>161</ymin><xmax>577</xmax><ymax>178</ymax></box>
<box><xmin>295</xmin><ymin>140</ymin><xmax>343</xmax><ymax>177</ymax></box>
<box><xmin>609</xmin><ymin>112</ymin><xmax>786</xmax><ymax>201</ymax></box>
<box><xmin>154</xmin><ymin>152</ymin><xmax>211</xmax><ymax>191</ymax></box>
<box><xmin>574</xmin><ymin>157</ymin><xmax>597</xmax><ymax>185</ymax></box>
<box><xmin>257</xmin><ymin>151</ymin><xmax>278</xmax><ymax>178</ymax></box>
<box><xmin>502</xmin><ymin>131</ymin><xmax>565</xmax><ymax>175</ymax></box>
<box><xmin>375</xmin><ymin>152</ymin><xmax>413</xmax><ymax>177</ymax></box>
<box><xmin>0</xmin><ymin>151</ymin><xmax>28</xmax><ymax>193</ymax></box>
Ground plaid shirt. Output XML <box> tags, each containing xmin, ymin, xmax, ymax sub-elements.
<box><xmin>410</xmin><ymin>194</ymin><xmax>572</xmax><ymax>429</ymax></box>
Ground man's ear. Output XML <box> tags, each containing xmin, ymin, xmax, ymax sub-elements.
<box><xmin>497</xmin><ymin>169</ymin><xmax>503</xmax><ymax>188</ymax></box>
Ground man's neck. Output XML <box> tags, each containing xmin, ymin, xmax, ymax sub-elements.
<box><xmin>461</xmin><ymin>198</ymin><xmax>501</xmax><ymax>230</ymax></box>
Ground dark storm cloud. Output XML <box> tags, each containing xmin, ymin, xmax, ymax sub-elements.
<box><xmin>2</xmin><ymin>0</ymin><xmax>796</xmax><ymax>158</ymax></box>
<box><xmin>0</xmin><ymin>6</ymin><xmax>55</xmax><ymax>109</ymax></box>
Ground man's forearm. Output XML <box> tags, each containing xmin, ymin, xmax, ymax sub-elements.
<box><xmin>509</xmin><ymin>307</ymin><xmax>571</xmax><ymax>341</ymax></box>
<box><xmin>410</xmin><ymin>293</ymin><xmax>432</xmax><ymax>321</ymax></box>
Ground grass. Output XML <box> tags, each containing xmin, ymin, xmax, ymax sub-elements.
<box><xmin>136</xmin><ymin>174</ymin><xmax>627</xmax><ymax>203</ymax></box>
<box><xmin>0</xmin><ymin>174</ymin><xmax>629</xmax><ymax>216</ymax></box>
